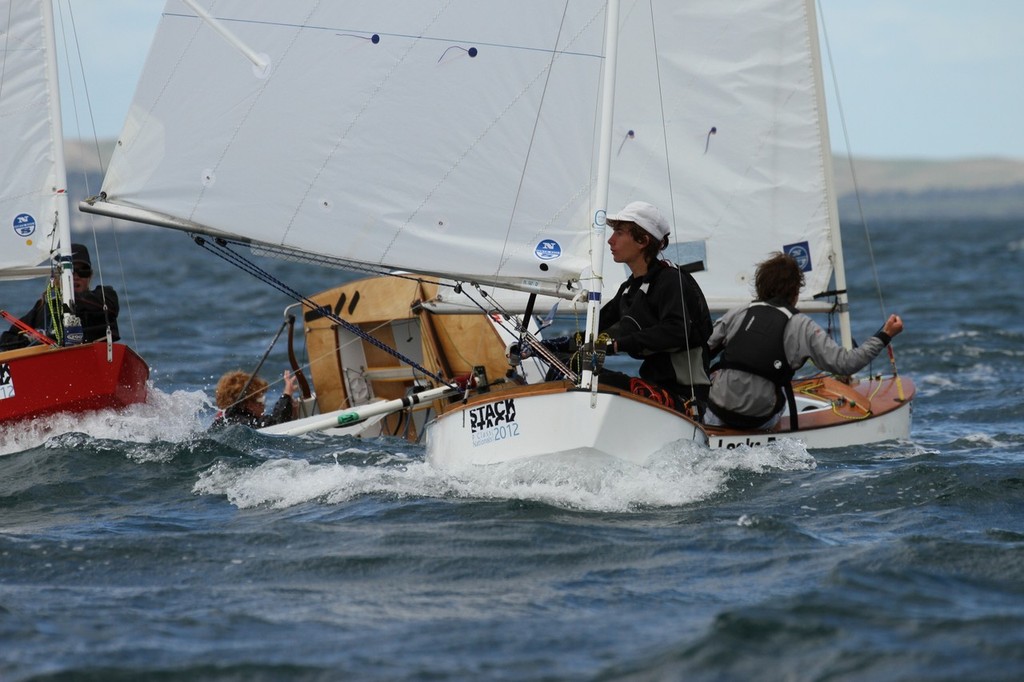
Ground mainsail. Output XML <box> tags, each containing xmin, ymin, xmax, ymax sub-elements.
<box><xmin>0</xmin><ymin>0</ymin><xmax>70</xmax><ymax>279</ymax></box>
<box><xmin>86</xmin><ymin>0</ymin><xmax>843</xmax><ymax>315</ymax></box>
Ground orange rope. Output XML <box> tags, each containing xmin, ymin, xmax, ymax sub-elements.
<box><xmin>0</xmin><ymin>309</ymin><xmax>58</xmax><ymax>347</ymax></box>
<box><xmin>887</xmin><ymin>346</ymin><xmax>906</xmax><ymax>401</ymax></box>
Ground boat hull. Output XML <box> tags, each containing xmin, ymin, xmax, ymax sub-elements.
<box><xmin>293</xmin><ymin>277</ymin><xmax>916</xmax><ymax>454</ymax></box>
<box><xmin>426</xmin><ymin>381</ymin><xmax>707</xmax><ymax>468</ymax></box>
<box><xmin>704</xmin><ymin>375</ymin><xmax>915</xmax><ymax>450</ymax></box>
<box><xmin>0</xmin><ymin>342</ymin><xmax>149</xmax><ymax>423</ymax></box>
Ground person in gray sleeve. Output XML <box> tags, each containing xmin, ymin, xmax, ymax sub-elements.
<box><xmin>705</xmin><ymin>252</ymin><xmax>903</xmax><ymax>430</ymax></box>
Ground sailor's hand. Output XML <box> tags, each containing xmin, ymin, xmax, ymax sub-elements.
<box><xmin>282</xmin><ymin>370</ymin><xmax>298</xmax><ymax>396</ymax></box>
<box><xmin>591</xmin><ymin>332</ymin><xmax>616</xmax><ymax>356</ymax></box>
<box><xmin>883</xmin><ymin>314</ymin><xmax>904</xmax><ymax>338</ymax></box>
<box><xmin>507</xmin><ymin>342</ymin><xmax>534</xmax><ymax>365</ymax></box>
<box><xmin>574</xmin><ymin>340</ymin><xmax>607</xmax><ymax>374</ymax></box>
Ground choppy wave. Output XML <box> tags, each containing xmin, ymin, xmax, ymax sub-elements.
<box><xmin>4</xmin><ymin>221</ymin><xmax>1024</xmax><ymax>681</ymax></box>
<box><xmin>192</xmin><ymin>436</ymin><xmax>817</xmax><ymax>513</ymax></box>
<box><xmin>0</xmin><ymin>385</ymin><xmax>211</xmax><ymax>457</ymax></box>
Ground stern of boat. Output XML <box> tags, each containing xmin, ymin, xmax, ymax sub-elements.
<box><xmin>705</xmin><ymin>374</ymin><xmax>915</xmax><ymax>450</ymax></box>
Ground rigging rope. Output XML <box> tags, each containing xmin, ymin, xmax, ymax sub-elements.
<box><xmin>440</xmin><ymin>282</ymin><xmax>577</xmax><ymax>382</ymax></box>
<box><xmin>817</xmin><ymin>0</ymin><xmax>903</xmax><ymax>393</ymax></box>
<box><xmin>193</xmin><ymin>236</ymin><xmax>452</xmax><ymax>387</ymax></box>
<box><xmin>43</xmin><ymin>277</ymin><xmax>64</xmax><ymax>345</ymax></box>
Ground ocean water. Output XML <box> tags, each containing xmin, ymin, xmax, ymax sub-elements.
<box><xmin>2</xmin><ymin>218</ymin><xmax>1023</xmax><ymax>681</ymax></box>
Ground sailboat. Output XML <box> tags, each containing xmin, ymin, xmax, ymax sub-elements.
<box><xmin>0</xmin><ymin>0</ymin><xmax>149</xmax><ymax>424</ymax></box>
<box><xmin>82</xmin><ymin>0</ymin><xmax>913</xmax><ymax>462</ymax></box>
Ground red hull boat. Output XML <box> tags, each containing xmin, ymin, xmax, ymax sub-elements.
<box><xmin>0</xmin><ymin>342</ymin><xmax>149</xmax><ymax>424</ymax></box>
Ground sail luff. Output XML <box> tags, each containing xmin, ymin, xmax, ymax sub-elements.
<box><xmin>805</xmin><ymin>0</ymin><xmax>852</xmax><ymax>348</ymax></box>
<box><xmin>581</xmin><ymin>0</ymin><xmax>619</xmax><ymax>391</ymax></box>
<box><xmin>41</xmin><ymin>0</ymin><xmax>75</xmax><ymax>310</ymax></box>
<box><xmin>0</xmin><ymin>0</ymin><xmax>65</xmax><ymax>274</ymax></box>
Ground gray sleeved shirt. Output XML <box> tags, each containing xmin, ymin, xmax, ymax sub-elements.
<box><xmin>707</xmin><ymin>306</ymin><xmax>888</xmax><ymax>419</ymax></box>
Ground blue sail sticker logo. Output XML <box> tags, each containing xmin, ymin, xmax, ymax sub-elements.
<box><xmin>783</xmin><ymin>241</ymin><xmax>812</xmax><ymax>272</ymax></box>
<box><xmin>534</xmin><ymin>239</ymin><xmax>562</xmax><ymax>261</ymax></box>
<box><xmin>13</xmin><ymin>213</ymin><xmax>36</xmax><ymax>237</ymax></box>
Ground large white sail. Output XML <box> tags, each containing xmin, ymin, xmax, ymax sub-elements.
<box><xmin>93</xmin><ymin>1</ymin><xmax>609</xmax><ymax>297</ymax></box>
<box><xmin>0</xmin><ymin>0</ymin><xmax>68</xmax><ymax>278</ymax></box>
<box><xmin>91</xmin><ymin>0</ymin><xmax>839</xmax><ymax>310</ymax></box>
<box><xmin>607</xmin><ymin>0</ymin><xmax>839</xmax><ymax>314</ymax></box>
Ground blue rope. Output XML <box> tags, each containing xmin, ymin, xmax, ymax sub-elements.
<box><xmin>194</xmin><ymin>236</ymin><xmax>452</xmax><ymax>387</ymax></box>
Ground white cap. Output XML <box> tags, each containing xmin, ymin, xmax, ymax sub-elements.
<box><xmin>606</xmin><ymin>201</ymin><xmax>670</xmax><ymax>241</ymax></box>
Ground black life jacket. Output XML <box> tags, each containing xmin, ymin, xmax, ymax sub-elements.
<box><xmin>711</xmin><ymin>301</ymin><xmax>800</xmax><ymax>430</ymax></box>
<box><xmin>608</xmin><ymin>264</ymin><xmax>712</xmax><ymax>357</ymax></box>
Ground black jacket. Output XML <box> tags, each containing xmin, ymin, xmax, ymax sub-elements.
<box><xmin>599</xmin><ymin>262</ymin><xmax>713</xmax><ymax>394</ymax></box>
<box><xmin>211</xmin><ymin>395</ymin><xmax>295</xmax><ymax>430</ymax></box>
<box><xmin>0</xmin><ymin>286</ymin><xmax>119</xmax><ymax>350</ymax></box>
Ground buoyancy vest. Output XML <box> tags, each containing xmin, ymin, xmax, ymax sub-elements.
<box><xmin>710</xmin><ymin>302</ymin><xmax>800</xmax><ymax>430</ymax></box>
<box><xmin>715</xmin><ymin>302</ymin><xmax>795</xmax><ymax>383</ymax></box>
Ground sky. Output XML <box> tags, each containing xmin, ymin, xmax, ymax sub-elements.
<box><xmin>55</xmin><ymin>0</ymin><xmax>1024</xmax><ymax>161</ymax></box>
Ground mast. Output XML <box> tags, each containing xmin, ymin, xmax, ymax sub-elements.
<box><xmin>581</xmin><ymin>0</ymin><xmax>620</xmax><ymax>391</ymax></box>
<box><xmin>41</xmin><ymin>0</ymin><xmax>76</xmax><ymax>319</ymax></box>
<box><xmin>806</xmin><ymin>0</ymin><xmax>852</xmax><ymax>349</ymax></box>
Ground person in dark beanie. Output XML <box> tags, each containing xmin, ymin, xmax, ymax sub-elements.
<box><xmin>0</xmin><ymin>243</ymin><xmax>120</xmax><ymax>350</ymax></box>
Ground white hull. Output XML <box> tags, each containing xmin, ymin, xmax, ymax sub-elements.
<box><xmin>704</xmin><ymin>375</ymin><xmax>915</xmax><ymax>450</ymax></box>
<box><xmin>426</xmin><ymin>384</ymin><xmax>707</xmax><ymax>468</ymax></box>
<box><xmin>707</xmin><ymin>398</ymin><xmax>912</xmax><ymax>450</ymax></box>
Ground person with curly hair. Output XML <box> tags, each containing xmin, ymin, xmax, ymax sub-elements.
<box><xmin>212</xmin><ymin>369</ymin><xmax>298</xmax><ymax>429</ymax></box>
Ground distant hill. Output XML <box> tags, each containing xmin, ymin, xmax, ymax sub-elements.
<box><xmin>65</xmin><ymin>139</ymin><xmax>1024</xmax><ymax>230</ymax></box>
<box><xmin>832</xmin><ymin>156</ymin><xmax>1024</xmax><ymax>221</ymax></box>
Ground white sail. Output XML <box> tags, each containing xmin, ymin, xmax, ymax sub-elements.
<box><xmin>0</xmin><ymin>0</ymin><xmax>70</xmax><ymax>278</ymax></box>
<box><xmin>89</xmin><ymin>0</ymin><xmax>840</xmax><ymax>312</ymax></box>
<box><xmin>92</xmin><ymin>1</ymin><xmax>608</xmax><ymax>297</ymax></box>
<box><xmin>607</xmin><ymin>1</ymin><xmax>839</xmax><ymax>314</ymax></box>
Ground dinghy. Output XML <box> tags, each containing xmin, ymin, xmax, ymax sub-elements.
<box><xmin>82</xmin><ymin>0</ymin><xmax>913</xmax><ymax>460</ymax></box>
<box><xmin>1</xmin><ymin>0</ymin><xmax>149</xmax><ymax>425</ymax></box>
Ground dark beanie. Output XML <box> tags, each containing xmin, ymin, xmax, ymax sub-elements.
<box><xmin>71</xmin><ymin>243</ymin><xmax>91</xmax><ymax>266</ymax></box>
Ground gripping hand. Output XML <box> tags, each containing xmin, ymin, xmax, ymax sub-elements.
<box><xmin>572</xmin><ymin>333</ymin><xmax>613</xmax><ymax>374</ymax></box>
